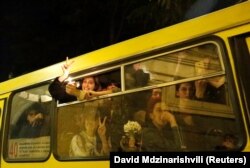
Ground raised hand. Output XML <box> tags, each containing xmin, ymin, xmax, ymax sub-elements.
<box><xmin>161</xmin><ymin>111</ymin><xmax>177</xmax><ymax>128</ymax></box>
<box><xmin>98</xmin><ymin>116</ymin><xmax>107</xmax><ymax>138</ymax></box>
<box><xmin>59</xmin><ymin>57</ymin><xmax>75</xmax><ymax>82</ymax></box>
<box><xmin>29</xmin><ymin>113</ymin><xmax>44</xmax><ymax>127</ymax></box>
<box><xmin>195</xmin><ymin>57</ymin><xmax>210</xmax><ymax>76</ymax></box>
<box><xmin>195</xmin><ymin>79</ymin><xmax>207</xmax><ymax>99</ymax></box>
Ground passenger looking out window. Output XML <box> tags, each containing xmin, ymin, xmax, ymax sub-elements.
<box><xmin>69</xmin><ymin>113</ymin><xmax>109</xmax><ymax>157</ymax></box>
<box><xmin>49</xmin><ymin>57</ymin><xmax>119</xmax><ymax>103</ymax></box>
<box><xmin>141</xmin><ymin>99</ymin><xmax>181</xmax><ymax>151</ymax></box>
<box><xmin>174</xmin><ymin>82</ymin><xmax>208</xmax><ymax>151</ymax></box>
<box><xmin>125</xmin><ymin>62</ymin><xmax>150</xmax><ymax>89</ymax></box>
<box><xmin>195</xmin><ymin>57</ymin><xmax>226</xmax><ymax>104</ymax></box>
<box><xmin>11</xmin><ymin>103</ymin><xmax>48</xmax><ymax>139</ymax></box>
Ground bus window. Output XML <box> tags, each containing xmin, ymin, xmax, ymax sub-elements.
<box><xmin>50</xmin><ymin>68</ymin><xmax>121</xmax><ymax>104</ymax></box>
<box><xmin>6</xmin><ymin>84</ymin><xmax>52</xmax><ymax>160</ymax></box>
<box><xmin>118</xmin><ymin>78</ymin><xmax>238</xmax><ymax>152</ymax></box>
<box><xmin>124</xmin><ymin>43</ymin><xmax>223</xmax><ymax>89</ymax></box>
<box><xmin>97</xmin><ymin>69</ymin><xmax>121</xmax><ymax>92</ymax></box>
<box><xmin>161</xmin><ymin>78</ymin><xmax>239</xmax><ymax>151</ymax></box>
<box><xmin>56</xmin><ymin>99</ymin><xmax>113</xmax><ymax>159</ymax></box>
<box><xmin>56</xmin><ymin>92</ymin><xmax>145</xmax><ymax>159</ymax></box>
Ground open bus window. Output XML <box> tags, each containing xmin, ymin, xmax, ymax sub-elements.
<box><xmin>52</xmin><ymin>68</ymin><xmax>121</xmax><ymax>104</ymax></box>
<box><xmin>7</xmin><ymin>84</ymin><xmax>52</xmax><ymax>160</ymax></box>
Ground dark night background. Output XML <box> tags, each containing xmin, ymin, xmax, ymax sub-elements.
<box><xmin>0</xmin><ymin>0</ymin><xmax>241</xmax><ymax>82</ymax></box>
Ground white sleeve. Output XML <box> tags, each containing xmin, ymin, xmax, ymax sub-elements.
<box><xmin>69</xmin><ymin>135</ymin><xmax>87</xmax><ymax>157</ymax></box>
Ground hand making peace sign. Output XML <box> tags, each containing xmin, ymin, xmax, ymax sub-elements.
<box><xmin>58</xmin><ymin>57</ymin><xmax>75</xmax><ymax>82</ymax></box>
<box><xmin>98</xmin><ymin>116</ymin><xmax>107</xmax><ymax>139</ymax></box>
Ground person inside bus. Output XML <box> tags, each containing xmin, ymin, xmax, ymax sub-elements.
<box><xmin>49</xmin><ymin>57</ymin><xmax>119</xmax><ymax>103</ymax></box>
<box><xmin>11</xmin><ymin>103</ymin><xmax>47</xmax><ymax>138</ymax></box>
<box><xmin>151</xmin><ymin>88</ymin><xmax>162</xmax><ymax>101</ymax></box>
<box><xmin>132</xmin><ymin>88</ymin><xmax>162</xmax><ymax>126</ymax></box>
<box><xmin>125</xmin><ymin>62</ymin><xmax>150</xmax><ymax>89</ymax></box>
<box><xmin>194</xmin><ymin>57</ymin><xmax>226</xmax><ymax>104</ymax></box>
<box><xmin>141</xmin><ymin>98</ymin><xmax>181</xmax><ymax>151</ymax></box>
<box><xmin>174</xmin><ymin>82</ymin><xmax>209</xmax><ymax>151</ymax></box>
<box><xmin>214</xmin><ymin>133</ymin><xmax>238</xmax><ymax>151</ymax></box>
<box><xmin>69</xmin><ymin>113</ymin><xmax>109</xmax><ymax>157</ymax></box>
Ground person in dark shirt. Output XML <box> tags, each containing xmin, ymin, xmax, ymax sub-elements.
<box><xmin>11</xmin><ymin>103</ymin><xmax>47</xmax><ymax>138</ymax></box>
<box><xmin>141</xmin><ymin>99</ymin><xmax>181</xmax><ymax>151</ymax></box>
<box><xmin>215</xmin><ymin>133</ymin><xmax>238</xmax><ymax>151</ymax></box>
<box><xmin>125</xmin><ymin>62</ymin><xmax>150</xmax><ymax>89</ymax></box>
<box><xmin>194</xmin><ymin>57</ymin><xmax>226</xmax><ymax>104</ymax></box>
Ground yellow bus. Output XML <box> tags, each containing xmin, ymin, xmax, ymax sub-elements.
<box><xmin>0</xmin><ymin>1</ymin><xmax>249</xmax><ymax>167</ymax></box>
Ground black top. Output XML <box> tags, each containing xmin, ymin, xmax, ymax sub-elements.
<box><xmin>48</xmin><ymin>77</ymin><xmax>77</xmax><ymax>103</ymax></box>
<box><xmin>141</xmin><ymin>122</ymin><xmax>181</xmax><ymax>152</ymax></box>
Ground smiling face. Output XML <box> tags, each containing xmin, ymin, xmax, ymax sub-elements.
<box><xmin>84</xmin><ymin>118</ymin><xmax>98</xmax><ymax>136</ymax></box>
<box><xmin>81</xmin><ymin>77</ymin><xmax>96</xmax><ymax>91</ymax></box>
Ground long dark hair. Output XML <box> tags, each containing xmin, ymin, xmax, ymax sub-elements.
<box><xmin>23</xmin><ymin>103</ymin><xmax>46</xmax><ymax>117</ymax></box>
<box><xmin>145</xmin><ymin>98</ymin><xmax>162</xmax><ymax>123</ymax></box>
<box><xmin>79</xmin><ymin>76</ymin><xmax>101</xmax><ymax>91</ymax></box>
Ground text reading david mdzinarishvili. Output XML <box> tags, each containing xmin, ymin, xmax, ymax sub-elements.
<box><xmin>110</xmin><ymin>152</ymin><xmax>249</xmax><ymax>168</ymax></box>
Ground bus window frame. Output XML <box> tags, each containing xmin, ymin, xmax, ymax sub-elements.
<box><xmin>3</xmin><ymin>82</ymin><xmax>53</xmax><ymax>162</ymax></box>
<box><xmin>123</xmin><ymin>41</ymin><xmax>225</xmax><ymax>90</ymax></box>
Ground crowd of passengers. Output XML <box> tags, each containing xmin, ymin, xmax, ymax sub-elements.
<box><xmin>48</xmin><ymin>57</ymin><xmax>237</xmax><ymax>156</ymax></box>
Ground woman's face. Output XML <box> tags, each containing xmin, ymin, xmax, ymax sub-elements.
<box><xmin>176</xmin><ymin>83</ymin><xmax>194</xmax><ymax>99</ymax></box>
<box><xmin>85</xmin><ymin>119</ymin><xmax>98</xmax><ymax>135</ymax></box>
<box><xmin>82</xmin><ymin>77</ymin><xmax>95</xmax><ymax>91</ymax></box>
<box><xmin>150</xmin><ymin>102</ymin><xmax>168</xmax><ymax>128</ymax></box>
<box><xmin>151</xmin><ymin>89</ymin><xmax>162</xmax><ymax>101</ymax></box>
